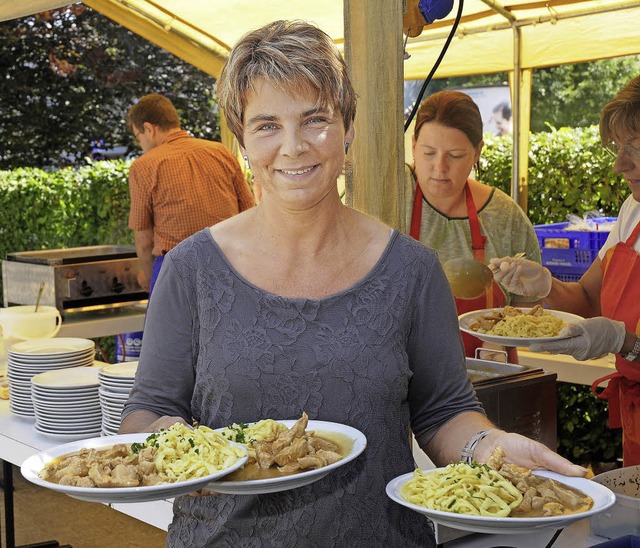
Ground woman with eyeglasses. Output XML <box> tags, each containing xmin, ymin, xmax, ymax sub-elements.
<box><xmin>492</xmin><ymin>75</ymin><xmax>640</xmax><ymax>466</ymax></box>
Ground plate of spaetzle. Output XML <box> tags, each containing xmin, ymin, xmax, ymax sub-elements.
<box><xmin>458</xmin><ymin>306</ymin><xmax>584</xmax><ymax>347</ymax></box>
<box><xmin>20</xmin><ymin>423</ymin><xmax>249</xmax><ymax>503</ymax></box>
<box><xmin>385</xmin><ymin>463</ymin><xmax>615</xmax><ymax>534</ymax></box>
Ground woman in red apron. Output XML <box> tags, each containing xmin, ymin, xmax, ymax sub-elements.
<box><xmin>592</xmin><ymin>222</ymin><xmax>640</xmax><ymax>466</ymax></box>
<box><xmin>493</xmin><ymin>75</ymin><xmax>640</xmax><ymax>465</ymax></box>
<box><xmin>407</xmin><ymin>90</ymin><xmax>542</xmax><ymax>360</ymax></box>
<box><xmin>410</xmin><ymin>179</ymin><xmax>513</xmax><ymax>359</ymax></box>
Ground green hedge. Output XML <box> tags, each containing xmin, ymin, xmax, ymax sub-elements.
<box><xmin>480</xmin><ymin>125</ymin><xmax>628</xmax><ymax>225</ymax></box>
<box><xmin>557</xmin><ymin>382</ymin><xmax>622</xmax><ymax>465</ymax></box>
<box><xmin>0</xmin><ymin>160</ymin><xmax>132</xmax><ymax>260</ymax></box>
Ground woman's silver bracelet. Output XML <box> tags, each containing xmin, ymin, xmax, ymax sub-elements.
<box><xmin>460</xmin><ymin>429</ymin><xmax>493</xmax><ymax>464</ymax></box>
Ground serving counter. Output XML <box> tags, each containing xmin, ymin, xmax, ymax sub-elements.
<box><xmin>0</xmin><ymin>400</ymin><xmax>173</xmax><ymax>545</ymax></box>
<box><xmin>57</xmin><ymin>305</ymin><xmax>147</xmax><ymax>339</ymax></box>
<box><xmin>519</xmin><ymin>349</ymin><xmax>616</xmax><ymax>386</ymax></box>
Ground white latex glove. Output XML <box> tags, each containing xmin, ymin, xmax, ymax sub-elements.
<box><xmin>489</xmin><ymin>256</ymin><xmax>552</xmax><ymax>298</ymax></box>
<box><xmin>529</xmin><ymin>317</ymin><xmax>626</xmax><ymax>361</ymax></box>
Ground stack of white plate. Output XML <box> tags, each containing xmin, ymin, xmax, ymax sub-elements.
<box><xmin>7</xmin><ymin>338</ymin><xmax>95</xmax><ymax>418</ymax></box>
<box><xmin>31</xmin><ymin>366</ymin><xmax>103</xmax><ymax>441</ymax></box>
<box><xmin>98</xmin><ymin>361</ymin><xmax>138</xmax><ymax>436</ymax></box>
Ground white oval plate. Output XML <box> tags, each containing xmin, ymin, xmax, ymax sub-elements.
<box><xmin>34</xmin><ymin>411</ymin><xmax>102</xmax><ymax>424</ymax></box>
<box><xmin>21</xmin><ymin>433</ymin><xmax>249</xmax><ymax>503</ymax></box>
<box><xmin>99</xmin><ymin>361</ymin><xmax>139</xmax><ymax>378</ymax></box>
<box><xmin>458</xmin><ymin>308</ymin><xmax>584</xmax><ymax>347</ymax></box>
<box><xmin>97</xmin><ymin>383</ymin><xmax>132</xmax><ymax>394</ymax></box>
<box><xmin>9</xmin><ymin>356</ymin><xmax>95</xmax><ymax>367</ymax></box>
<box><xmin>10</xmin><ymin>338</ymin><xmax>95</xmax><ymax>356</ymax></box>
<box><xmin>208</xmin><ymin>419</ymin><xmax>367</xmax><ymax>495</ymax></box>
<box><xmin>32</xmin><ymin>367</ymin><xmax>102</xmax><ymax>389</ymax></box>
<box><xmin>385</xmin><ymin>469</ymin><xmax>616</xmax><ymax>534</ymax></box>
<box><xmin>9</xmin><ymin>360</ymin><xmax>94</xmax><ymax>371</ymax></box>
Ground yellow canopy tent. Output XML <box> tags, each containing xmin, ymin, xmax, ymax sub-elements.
<box><xmin>3</xmin><ymin>0</ymin><xmax>640</xmax><ymax>222</ymax></box>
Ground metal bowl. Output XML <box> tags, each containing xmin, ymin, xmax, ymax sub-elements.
<box><xmin>591</xmin><ymin>465</ymin><xmax>640</xmax><ymax>539</ymax></box>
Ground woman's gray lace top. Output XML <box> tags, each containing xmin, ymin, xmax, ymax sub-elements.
<box><xmin>124</xmin><ymin>228</ymin><xmax>484</xmax><ymax>547</ymax></box>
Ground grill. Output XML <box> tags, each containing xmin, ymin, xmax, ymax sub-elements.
<box><xmin>2</xmin><ymin>245</ymin><xmax>148</xmax><ymax>314</ymax></box>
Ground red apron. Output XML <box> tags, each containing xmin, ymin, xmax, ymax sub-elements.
<box><xmin>410</xmin><ymin>180</ymin><xmax>513</xmax><ymax>360</ymax></box>
<box><xmin>591</xmin><ymin>219</ymin><xmax>640</xmax><ymax>466</ymax></box>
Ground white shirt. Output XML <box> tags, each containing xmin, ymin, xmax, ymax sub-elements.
<box><xmin>599</xmin><ymin>196</ymin><xmax>640</xmax><ymax>258</ymax></box>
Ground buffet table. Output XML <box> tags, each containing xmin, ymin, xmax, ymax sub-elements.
<box><xmin>1</xmin><ymin>304</ymin><xmax>157</xmax><ymax>548</ymax></box>
<box><xmin>519</xmin><ymin>349</ymin><xmax>616</xmax><ymax>387</ymax></box>
<box><xmin>0</xmin><ymin>399</ymin><xmax>173</xmax><ymax>546</ymax></box>
<box><xmin>58</xmin><ymin>305</ymin><xmax>147</xmax><ymax>339</ymax></box>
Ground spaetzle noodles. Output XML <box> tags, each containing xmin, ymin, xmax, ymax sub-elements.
<box><xmin>143</xmin><ymin>423</ymin><xmax>246</xmax><ymax>483</ymax></box>
<box><xmin>489</xmin><ymin>313</ymin><xmax>565</xmax><ymax>338</ymax></box>
<box><xmin>401</xmin><ymin>463</ymin><xmax>523</xmax><ymax>517</ymax></box>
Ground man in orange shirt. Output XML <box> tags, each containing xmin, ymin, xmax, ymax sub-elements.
<box><xmin>126</xmin><ymin>93</ymin><xmax>255</xmax><ymax>292</ymax></box>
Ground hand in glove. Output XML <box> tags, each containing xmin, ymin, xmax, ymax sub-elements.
<box><xmin>529</xmin><ymin>317</ymin><xmax>626</xmax><ymax>361</ymax></box>
<box><xmin>489</xmin><ymin>256</ymin><xmax>552</xmax><ymax>298</ymax></box>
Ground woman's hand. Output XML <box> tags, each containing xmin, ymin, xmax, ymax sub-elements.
<box><xmin>490</xmin><ymin>256</ymin><xmax>552</xmax><ymax>298</ymax></box>
<box><xmin>529</xmin><ymin>317</ymin><xmax>626</xmax><ymax>360</ymax></box>
<box><xmin>147</xmin><ymin>415</ymin><xmax>192</xmax><ymax>432</ymax></box>
<box><xmin>476</xmin><ymin>430</ymin><xmax>587</xmax><ymax>477</ymax></box>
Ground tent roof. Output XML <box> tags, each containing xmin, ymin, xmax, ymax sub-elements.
<box><xmin>4</xmin><ymin>1</ymin><xmax>640</xmax><ymax>79</ymax></box>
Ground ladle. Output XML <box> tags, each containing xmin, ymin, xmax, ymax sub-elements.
<box><xmin>443</xmin><ymin>257</ymin><xmax>494</xmax><ymax>300</ymax></box>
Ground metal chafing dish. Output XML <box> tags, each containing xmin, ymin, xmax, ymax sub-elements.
<box><xmin>2</xmin><ymin>245</ymin><xmax>148</xmax><ymax>315</ymax></box>
<box><xmin>467</xmin><ymin>356</ymin><xmax>558</xmax><ymax>450</ymax></box>
<box><xmin>433</xmin><ymin>356</ymin><xmax>558</xmax><ymax>544</ymax></box>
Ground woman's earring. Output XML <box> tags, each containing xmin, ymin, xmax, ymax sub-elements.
<box><xmin>344</xmin><ymin>142</ymin><xmax>350</xmax><ymax>154</ymax></box>
<box><xmin>243</xmin><ymin>156</ymin><xmax>250</xmax><ymax>170</ymax></box>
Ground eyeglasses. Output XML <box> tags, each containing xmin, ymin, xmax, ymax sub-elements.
<box><xmin>604</xmin><ymin>142</ymin><xmax>640</xmax><ymax>162</ymax></box>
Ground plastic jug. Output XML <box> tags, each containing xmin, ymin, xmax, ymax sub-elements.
<box><xmin>0</xmin><ymin>305</ymin><xmax>62</xmax><ymax>340</ymax></box>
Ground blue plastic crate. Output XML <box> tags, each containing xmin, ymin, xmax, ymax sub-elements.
<box><xmin>547</xmin><ymin>267</ymin><xmax>586</xmax><ymax>282</ymax></box>
<box><xmin>535</xmin><ymin>217</ymin><xmax>617</xmax><ymax>272</ymax></box>
<box><xmin>534</xmin><ymin>217</ymin><xmax>617</xmax><ymax>251</ymax></box>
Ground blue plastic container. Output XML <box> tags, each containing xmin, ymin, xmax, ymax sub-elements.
<box><xmin>115</xmin><ymin>331</ymin><xmax>143</xmax><ymax>362</ymax></box>
<box><xmin>534</xmin><ymin>217</ymin><xmax>617</xmax><ymax>280</ymax></box>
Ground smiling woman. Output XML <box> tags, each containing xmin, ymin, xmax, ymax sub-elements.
<box><xmin>118</xmin><ymin>19</ymin><xmax>586</xmax><ymax>548</ymax></box>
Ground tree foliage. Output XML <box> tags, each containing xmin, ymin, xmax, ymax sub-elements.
<box><xmin>0</xmin><ymin>6</ymin><xmax>218</xmax><ymax>170</ymax></box>
<box><xmin>409</xmin><ymin>56</ymin><xmax>640</xmax><ymax>132</ymax></box>
<box><xmin>530</xmin><ymin>57</ymin><xmax>640</xmax><ymax>132</ymax></box>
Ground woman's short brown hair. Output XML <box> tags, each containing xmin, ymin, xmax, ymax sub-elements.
<box><xmin>413</xmin><ymin>90</ymin><xmax>483</xmax><ymax>147</ymax></box>
<box><xmin>600</xmin><ymin>75</ymin><xmax>640</xmax><ymax>146</ymax></box>
<box><xmin>216</xmin><ymin>20</ymin><xmax>356</xmax><ymax>147</ymax></box>
<box><xmin>126</xmin><ymin>93</ymin><xmax>181</xmax><ymax>132</ymax></box>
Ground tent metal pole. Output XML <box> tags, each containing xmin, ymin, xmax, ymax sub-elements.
<box><xmin>512</xmin><ymin>25</ymin><xmax>523</xmax><ymax>209</ymax></box>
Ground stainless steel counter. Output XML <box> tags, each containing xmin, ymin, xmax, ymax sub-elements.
<box><xmin>58</xmin><ymin>305</ymin><xmax>146</xmax><ymax>339</ymax></box>
<box><xmin>518</xmin><ymin>349</ymin><xmax>616</xmax><ymax>386</ymax></box>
